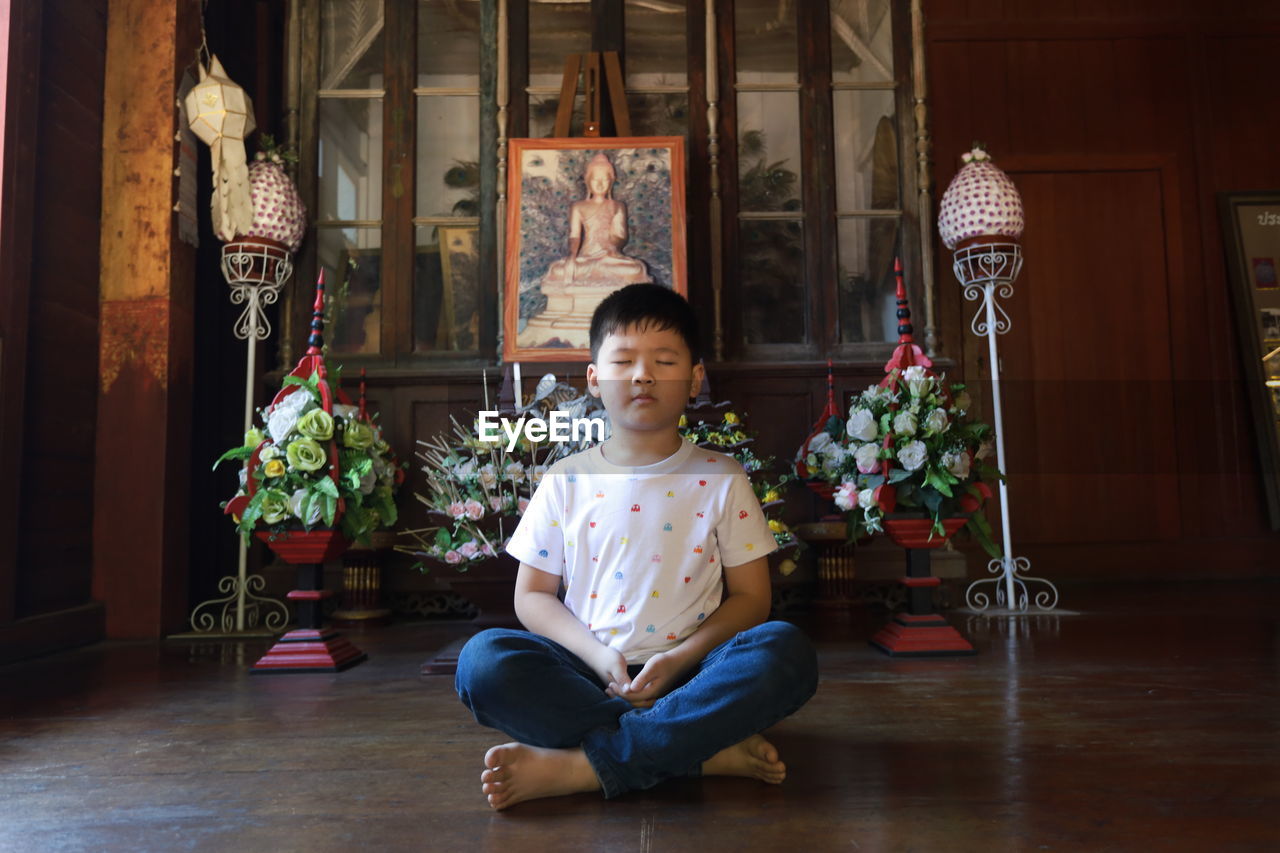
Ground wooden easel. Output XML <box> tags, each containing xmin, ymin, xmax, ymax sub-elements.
<box><xmin>553</xmin><ymin>51</ymin><xmax>632</xmax><ymax>137</ymax></box>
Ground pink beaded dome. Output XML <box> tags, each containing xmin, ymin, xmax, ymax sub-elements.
<box><xmin>242</xmin><ymin>154</ymin><xmax>307</xmax><ymax>252</ymax></box>
<box><xmin>937</xmin><ymin>145</ymin><xmax>1024</xmax><ymax>250</ymax></box>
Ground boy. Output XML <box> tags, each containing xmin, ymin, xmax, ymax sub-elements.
<box><xmin>456</xmin><ymin>283</ymin><xmax>818</xmax><ymax>810</ymax></box>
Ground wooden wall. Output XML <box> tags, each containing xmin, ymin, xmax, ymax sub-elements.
<box><xmin>925</xmin><ymin>0</ymin><xmax>1280</xmax><ymax>578</ymax></box>
<box><xmin>0</xmin><ymin>0</ymin><xmax>108</xmax><ymax>663</ymax></box>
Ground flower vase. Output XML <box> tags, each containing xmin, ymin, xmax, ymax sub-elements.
<box><xmin>251</xmin><ymin>528</ymin><xmax>367</xmax><ymax>674</ymax></box>
<box><xmin>881</xmin><ymin>517</ymin><xmax>968</xmax><ymax>550</ymax></box>
<box><xmin>255</xmin><ymin>528</ymin><xmax>350</xmax><ymax>564</ymax></box>
<box><xmin>870</xmin><ymin>515</ymin><xmax>974</xmax><ymax>657</ymax></box>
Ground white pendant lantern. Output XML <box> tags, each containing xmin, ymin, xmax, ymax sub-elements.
<box><xmin>183</xmin><ymin>56</ymin><xmax>256</xmax><ymax>242</ymax></box>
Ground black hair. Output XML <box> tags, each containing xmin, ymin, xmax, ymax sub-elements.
<box><xmin>589</xmin><ymin>283</ymin><xmax>702</xmax><ymax>364</ymax></box>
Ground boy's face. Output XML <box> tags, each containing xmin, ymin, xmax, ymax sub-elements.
<box><xmin>586</xmin><ymin>322</ymin><xmax>703</xmax><ymax>437</ymax></box>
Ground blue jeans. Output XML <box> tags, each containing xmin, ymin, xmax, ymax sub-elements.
<box><xmin>455</xmin><ymin>621</ymin><xmax>819</xmax><ymax>798</ymax></box>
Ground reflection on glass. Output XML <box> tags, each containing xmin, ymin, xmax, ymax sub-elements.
<box><xmin>529</xmin><ymin>2</ymin><xmax>591</xmax><ymax>83</ymax></box>
<box><xmin>735</xmin><ymin>0</ymin><xmax>797</xmax><ymax>84</ymax></box>
<box><xmin>737</xmin><ymin>94</ymin><xmax>802</xmax><ymax>213</ymax></box>
<box><xmin>627</xmin><ymin>93</ymin><xmax>689</xmax><ymax>137</ymax></box>
<box><xmin>741</xmin><ymin>220</ymin><xmax>805</xmax><ymax>344</ymax></box>
<box><xmin>626</xmin><ymin>0</ymin><xmax>687</xmax><ymax>87</ymax></box>
<box><xmin>836</xmin><ymin>216</ymin><xmax>899</xmax><ymax>343</ymax></box>
<box><xmin>833</xmin><ymin>93</ymin><xmax>898</xmax><ymax>211</ymax></box>
<box><xmin>416</xmin><ymin>96</ymin><xmax>480</xmax><ymax>217</ymax></box>
<box><xmin>318</xmin><ymin>98</ymin><xmax>383</xmax><ymax>222</ymax></box>
<box><xmin>319</xmin><ymin>226</ymin><xmax>383</xmax><ymax>356</ymax></box>
<box><xmin>414</xmin><ymin>224</ymin><xmax>479</xmax><ymax>353</ymax></box>
<box><xmin>418</xmin><ymin>0</ymin><xmax>479</xmax><ymax>85</ymax></box>
<box><xmin>529</xmin><ymin>94</ymin><xmax>586</xmax><ymax>138</ymax></box>
<box><xmin>830</xmin><ymin>0</ymin><xmax>895</xmax><ymax>83</ymax></box>
<box><xmin>320</xmin><ymin>0</ymin><xmax>385</xmax><ymax>89</ymax></box>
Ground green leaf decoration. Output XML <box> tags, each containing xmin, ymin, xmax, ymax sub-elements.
<box><xmin>888</xmin><ymin>468</ymin><xmax>913</xmax><ymax>484</ymax></box>
<box><xmin>313</xmin><ymin>477</ymin><xmax>340</xmax><ymax>498</ymax></box>
<box><xmin>966</xmin><ymin>512</ymin><xmax>1003</xmax><ymax>559</ymax></box>
<box><xmin>212</xmin><ymin>445</ymin><xmax>255</xmax><ymax>470</ymax></box>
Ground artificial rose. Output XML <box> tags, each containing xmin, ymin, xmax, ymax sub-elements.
<box><xmin>847</xmin><ymin>408</ymin><xmax>878</xmax><ymax>442</ymax></box>
<box><xmin>263</xmin><ymin>458</ymin><xmax>286</xmax><ymax>479</ymax></box>
<box><xmin>897</xmin><ymin>439</ymin><xmax>927</xmax><ymax>472</ymax></box>
<box><xmin>488</xmin><ymin>496</ymin><xmax>505</xmax><ymax>513</ymax></box>
<box><xmin>481</xmin><ymin>543</ymin><xmax>496</xmax><ymax>557</ymax></box>
<box><xmin>447</xmin><ymin>501</ymin><xmax>467</xmax><ymax>520</ymax></box>
<box><xmin>266</xmin><ymin>391</ymin><xmax>311</xmax><ymax>443</ymax></box>
<box><xmin>923</xmin><ymin>408</ymin><xmax>949</xmax><ymax>437</ymax></box>
<box><xmin>259</xmin><ymin>444</ymin><xmax>283</xmax><ymax>460</ymax></box>
<box><xmin>893</xmin><ymin>411</ymin><xmax>918</xmax><ymax>437</ymax></box>
<box><xmin>857</xmin><ymin>488</ymin><xmax>877</xmax><ymax>511</ymax></box>
<box><xmin>444</xmin><ymin>550</ymin><xmax>463</xmax><ymax>565</ymax></box>
<box><xmin>463</xmin><ymin>499</ymin><xmax>485</xmax><ymax>520</ymax></box>
<box><xmin>724</xmin><ymin>412</ymin><xmax>740</xmax><ymax>425</ymax></box>
<box><xmin>260</xmin><ymin>489</ymin><xmax>290</xmax><ymax>524</ymax></box>
<box><xmin>288</xmin><ymin>488</ymin><xmax>322</xmax><ymax>526</ymax></box>
<box><xmin>478</xmin><ymin>464</ymin><xmax>498</xmax><ymax>489</ymax></box>
<box><xmin>458</xmin><ymin>541</ymin><xmax>480</xmax><ymax>559</ymax></box>
<box><xmin>902</xmin><ymin>365</ymin><xmax>933</xmax><ymax>397</ymax></box>
<box><xmin>244</xmin><ymin>427</ymin><xmax>265</xmax><ymax>447</ymax></box>
<box><xmin>297</xmin><ymin>408</ymin><xmax>334</xmax><ymax>441</ymax></box>
<box><xmin>834</xmin><ymin>481</ymin><xmax>858</xmax><ymax>511</ymax></box>
<box><xmin>343</xmin><ymin>421</ymin><xmax>374</xmax><ymax>450</ymax></box>
<box><xmin>943</xmin><ymin>450</ymin><xmax>971</xmax><ymax>479</ymax></box>
<box><xmin>854</xmin><ymin>442</ymin><xmax>880</xmax><ymax>474</ymax></box>
<box><xmin>505</xmin><ymin>462</ymin><xmax>526</xmax><ymax>484</ymax></box>
<box><xmin>286</xmin><ymin>438</ymin><xmax>327</xmax><ymax>472</ymax></box>
<box><xmin>455</xmin><ymin>459</ymin><xmax>476</xmax><ymax>481</ymax></box>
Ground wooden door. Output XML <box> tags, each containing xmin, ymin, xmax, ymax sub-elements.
<box><xmin>962</xmin><ymin>158</ymin><xmax>1183</xmax><ymax>567</ymax></box>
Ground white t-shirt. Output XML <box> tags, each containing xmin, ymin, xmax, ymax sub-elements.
<box><xmin>506</xmin><ymin>439</ymin><xmax>778</xmax><ymax>664</ymax></box>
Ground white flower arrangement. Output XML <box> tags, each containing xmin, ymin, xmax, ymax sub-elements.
<box><xmin>800</xmin><ymin>367</ymin><xmax>1002</xmax><ymax>553</ymax></box>
<box><xmin>217</xmin><ymin>370</ymin><xmax>403</xmax><ymax>545</ymax></box>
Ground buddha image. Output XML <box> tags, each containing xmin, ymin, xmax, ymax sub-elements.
<box><xmin>541</xmin><ymin>152</ymin><xmax>651</xmax><ymax>289</ymax></box>
<box><xmin>516</xmin><ymin>150</ymin><xmax>665</xmax><ymax>351</ymax></box>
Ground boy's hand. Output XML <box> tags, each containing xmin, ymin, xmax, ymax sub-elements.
<box><xmin>607</xmin><ymin>651</ymin><xmax>685</xmax><ymax>709</ymax></box>
<box><xmin>588</xmin><ymin>644</ymin><xmax>630</xmax><ymax>695</ymax></box>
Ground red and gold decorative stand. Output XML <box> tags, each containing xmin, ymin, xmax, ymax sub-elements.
<box><xmin>867</xmin><ymin>269</ymin><xmax>974</xmax><ymax>656</ymax></box>
<box><xmin>247</xmin><ymin>277</ymin><xmax>367</xmax><ymax>673</ymax></box>
<box><xmin>870</xmin><ymin>517</ymin><xmax>975</xmax><ymax>657</ymax></box>
<box><xmin>251</xmin><ymin>530</ymin><xmax>368</xmax><ymax>673</ymax></box>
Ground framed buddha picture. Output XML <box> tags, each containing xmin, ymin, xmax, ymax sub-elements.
<box><xmin>503</xmin><ymin>137</ymin><xmax>687</xmax><ymax>362</ymax></box>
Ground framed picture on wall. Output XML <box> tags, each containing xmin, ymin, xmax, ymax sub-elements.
<box><xmin>503</xmin><ymin>137</ymin><xmax>687</xmax><ymax>362</ymax></box>
<box><xmin>1219</xmin><ymin>191</ymin><xmax>1280</xmax><ymax>530</ymax></box>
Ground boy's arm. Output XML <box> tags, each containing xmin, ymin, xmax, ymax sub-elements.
<box><xmin>612</xmin><ymin>555</ymin><xmax>771</xmax><ymax>708</ymax></box>
<box><xmin>514</xmin><ymin>561</ymin><xmax>630</xmax><ymax>691</ymax></box>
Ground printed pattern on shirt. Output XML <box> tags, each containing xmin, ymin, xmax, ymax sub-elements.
<box><xmin>505</xmin><ymin>440</ymin><xmax>777</xmax><ymax>664</ymax></box>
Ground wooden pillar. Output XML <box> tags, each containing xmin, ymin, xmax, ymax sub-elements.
<box><xmin>93</xmin><ymin>0</ymin><xmax>199</xmax><ymax>638</ymax></box>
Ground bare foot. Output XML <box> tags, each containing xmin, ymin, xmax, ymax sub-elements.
<box><xmin>701</xmin><ymin>734</ymin><xmax>786</xmax><ymax>785</ymax></box>
<box><xmin>480</xmin><ymin>742</ymin><xmax>601</xmax><ymax>810</ymax></box>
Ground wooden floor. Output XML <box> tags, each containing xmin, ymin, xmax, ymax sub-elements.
<box><xmin>1</xmin><ymin>581</ymin><xmax>1277</xmax><ymax>852</ymax></box>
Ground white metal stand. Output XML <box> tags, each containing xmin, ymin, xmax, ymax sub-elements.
<box><xmin>185</xmin><ymin>241</ymin><xmax>293</xmax><ymax>636</ymax></box>
<box><xmin>954</xmin><ymin>243</ymin><xmax>1059</xmax><ymax>613</ymax></box>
